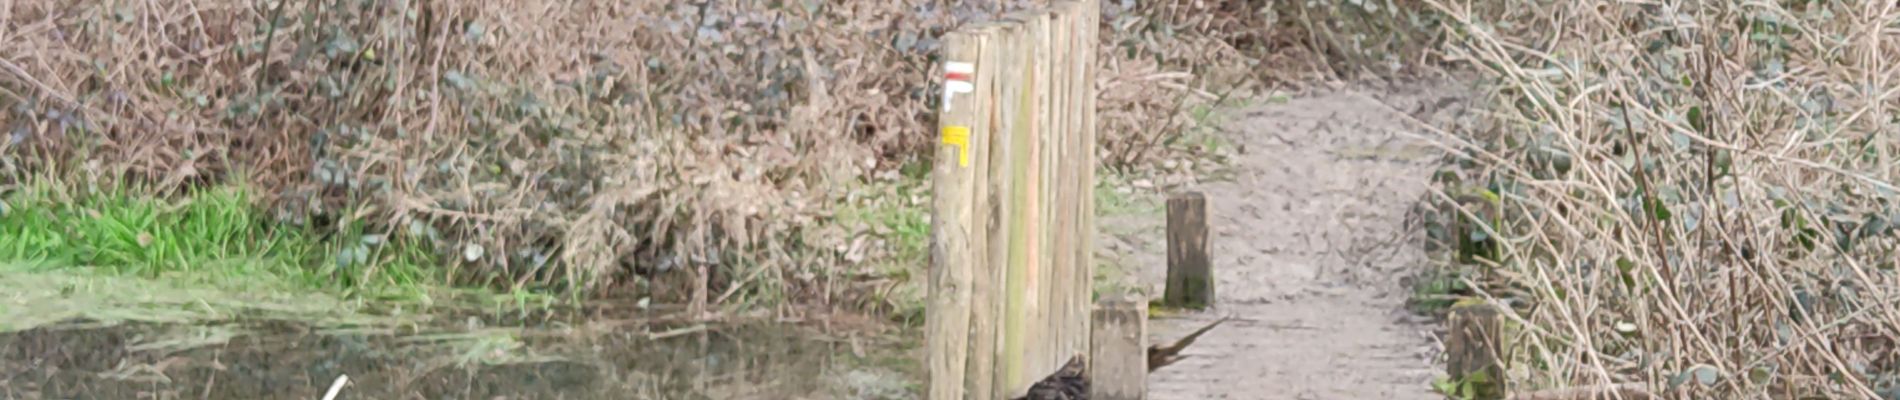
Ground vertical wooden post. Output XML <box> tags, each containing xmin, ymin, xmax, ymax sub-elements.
<box><xmin>1060</xmin><ymin>0</ymin><xmax>1097</xmax><ymax>365</ymax></box>
<box><xmin>1074</xmin><ymin>0</ymin><xmax>1100</xmax><ymax>367</ymax></box>
<box><xmin>998</xmin><ymin>10</ymin><xmax>1039</xmax><ymax>396</ymax></box>
<box><xmin>926</xmin><ymin>30</ymin><xmax>989</xmax><ymax>400</ymax></box>
<box><xmin>1043</xmin><ymin>6</ymin><xmax>1076</xmax><ymax>377</ymax></box>
<box><xmin>967</xmin><ymin>22</ymin><xmax>1016</xmax><ymax>400</ymax></box>
<box><xmin>1041</xmin><ymin>5</ymin><xmax>1071</xmax><ymax>371</ymax></box>
<box><xmin>1089</xmin><ymin>295</ymin><xmax>1148</xmax><ymax>400</ymax></box>
<box><xmin>1030</xmin><ymin>8</ymin><xmax>1057</xmax><ymax>381</ymax></box>
<box><xmin>1003</xmin><ymin>12</ymin><xmax>1033</xmax><ymax>396</ymax></box>
<box><xmin>1165</xmin><ymin>192</ymin><xmax>1213</xmax><ymax>309</ymax></box>
<box><xmin>1447</xmin><ymin>302</ymin><xmax>1507</xmax><ymax>400</ymax></box>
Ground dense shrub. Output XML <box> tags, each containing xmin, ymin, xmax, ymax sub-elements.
<box><xmin>1426</xmin><ymin>1</ymin><xmax>1900</xmax><ymax>397</ymax></box>
<box><xmin>2</xmin><ymin>0</ymin><xmax>1410</xmax><ymax>309</ymax></box>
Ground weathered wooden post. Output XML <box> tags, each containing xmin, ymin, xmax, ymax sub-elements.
<box><xmin>926</xmin><ymin>29</ymin><xmax>992</xmax><ymax>400</ymax></box>
<box><xmin>968</xmin><ymin>21</ymin><xmax>1016</xmax><ymax>400</ymax></box>
<box><xmin>997</xmin><ymin>10</ymin><xmax>1042</xmax><ymax>396</ymax></box>
<box><xmin>1089</xmin><ymin>295</ymin><xmax>1147</xmax><ymax>400</ymax></box>
<box><xmin>1072</xmin><ymin>0</ymin><xmax>1100</xmax><ymax>376</ymax></box>
<box><xmin>928</xmin><ymin>2</ymin><xmax>1098</xmax><ymax>398</ymax></box>
<box><xmin>1446</xmin><ymin>302</ymin><xmax>1506</xmax><ymax>400</ymax></box>
<box><xmin>1165</xmin><ymin>192</ymin><xmax>1212</xmax><ymax>309</ymax></box>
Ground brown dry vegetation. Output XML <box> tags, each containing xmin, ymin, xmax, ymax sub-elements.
<box><xmin>0</xmin><ymin>0</ymin><xmax>1439</xmax><ymax>314</ymax></box>
<box><xmin>1421</xmin><ymin>0</ymin><xmax>1900</xmax><ymax>397</ymax></box>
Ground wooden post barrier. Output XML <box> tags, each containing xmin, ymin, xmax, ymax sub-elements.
<box><xmin>927</xmin><ymin>1</ymin><xmax>1098</xmax><ymax>398</ymax></box>
<box><xmin>1165</xmin><ymin>192</ymin><xmax>1213</xmax><ymax>309</ymax></box>
<box><xmin>1088</xmin><ymin>296</ymin><xmax>1148</xmax><ymax>400</ymax></box>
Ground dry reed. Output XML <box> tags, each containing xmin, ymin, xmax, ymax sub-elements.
<box><xmin>0</xmin><ymin>0</ymin><xmax>1388</xmax><ymax>312</ymax></box>
<box><xmin>1424</xmin><ymin>0</ymin><xmax>1900</xmax><ymax>397</ymax></box>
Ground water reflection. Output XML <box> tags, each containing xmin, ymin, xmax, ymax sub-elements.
<box><xmin>0</xmin><ymin>320</ymin><xmax>918</xmax><ymax>399</ymax></box>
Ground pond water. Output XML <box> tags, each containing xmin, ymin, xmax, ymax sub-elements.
<box><xmin>0</xmin><ymin>317</ymin><xmax>920</xmax><ymax>399</ymax></box>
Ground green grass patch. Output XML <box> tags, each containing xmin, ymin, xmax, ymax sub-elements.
<box><xmin>0</xmin><ymin>181</ymin><xmax>575</xmax><ymax>336</ymax></box>
<box><xmin>1090</xmin><ymin>170</ymin><xmax>1163</xmax><ymax>301</ymax></box>
<box><xmin>1094</xmin><ymin>172</ymin><xmax>1163</xmax><ymax>217</ymax></box>
<box><xmin>835</xmin><ymin>189</ymin><xmax>930</xmax><ymax>274</ymax></box>
<box><xmin>0</xmin><ymin>185</ymin><xmax>308</xmax><ymax>277</ymax></box>
<box><xmin>834</xmin><ymin>174</ymin><xmax>932</xmax><ymax>325</ymax></box>
<box><xmin>0</xmin><ymin>182</ymin><xmax>448</xmax><ymax>304</ymax></box>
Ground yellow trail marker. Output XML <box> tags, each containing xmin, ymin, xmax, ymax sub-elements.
<box><xmin>942</xmin><ymin>125</ymin><xmax>971</xmax><ymax>167</ymax></box>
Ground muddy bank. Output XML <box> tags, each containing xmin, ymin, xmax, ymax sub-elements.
<box><xmin>0</xmin><ymin>318</ymin><xmax>918</xmax><ymax>400</ymax></box>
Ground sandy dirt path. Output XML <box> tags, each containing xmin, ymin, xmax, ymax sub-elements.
<box><xmin>1098</xmin><ymin>82</ymin><xmax>1472</xmax><ymax>399</ymax></box>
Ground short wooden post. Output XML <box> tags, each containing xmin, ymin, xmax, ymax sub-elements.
<box><xmin>1165</xmin><ymin>192</ymin><xmax>1212</xmax><ymax>309</ymax></box>
<box><xmin>1089</xmin><ymin>296</ymin><xmax>1147</xmax><ymax>400</ymax></box>
<box><xmin>1447</xmin><ymin>302</ymin><xmax>1506</xmax><ymax>400</ymax></box>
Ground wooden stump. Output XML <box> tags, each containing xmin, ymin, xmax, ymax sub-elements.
<box><xmin>1165</xmin><ymin>192</ymin><xmax>1212</xmax><ymax>309</ymax></box>
<box><xmin>1088</xmin><ymin>296</ymin><xmax>1147</xmax><ymax>400</ymax></box>
<box><xmin>1446</xmin><ymin>302</ymin><xmax>1506</xmax><ymax>400</ymax></box>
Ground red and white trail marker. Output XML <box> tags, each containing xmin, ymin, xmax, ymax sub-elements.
<box><xmin>943</xmin><ymin>62</ymin><xmax>975</xmax><ymax>112</ymax></box>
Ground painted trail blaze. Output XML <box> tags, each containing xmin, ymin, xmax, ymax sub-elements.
<box><xmin>941</xmin><ymin>125</ymin><xmax>971</xmax><ymax>167</ymax></box>
<box><xmin>943</xmin><ymin>62</ymin><xmax>975</xmax><ymax>112</ymax></box>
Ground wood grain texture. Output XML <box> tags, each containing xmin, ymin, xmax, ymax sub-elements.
<box><xmin>1165</xmin><ymin>192</ymin><xmax>1212</xmax><ymax>309</ymax></box>
<box><xmin>925</xmin><ymin>30</ymin><xmax>986</xmax><ymax>400</ymax></box>
<box><xmin>929</xmin><ymin>2</ymin><xmax>1099</xmax><ymax>397</ymax></box>
<box><xmin>1089</xmin><ymin>296</ymin><xmax>1147</xmax><ymax>400</ymax></box>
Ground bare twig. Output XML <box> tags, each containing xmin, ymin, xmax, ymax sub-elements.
<box><xmin>320</xmin><ymin>374</ymin><xmax>349</xmax><ymax>400</ymax></box>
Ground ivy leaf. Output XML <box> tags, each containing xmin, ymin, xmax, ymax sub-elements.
<box><xmin>1669</xmin><ymin>369</ymin><xmax>1694</xmax><ymax>390</ymax></box>
<box><xmin>1616</xmin><ymin>257</ymin><xmax>1637</xmax><ymax>288</ymax></box>
<box><xmin>1688</xmin><ymin>106</ymin><xmax>1706</xmax><ymax>133</ymax></box>
<box><xmin>1432</xmin><ymin>377</ymin><xmax>1460</xmax><ymax>395</ymax></box>
<box><xmin>1671</xmin><ymin>364</ymin><xmax>1722</xmax><ymax>389</ymax></box>
<box><xmin>1694</xmin><ymin>365</ymin><xmax>1720</xmax><ymax>385</ymax></box>
<box><xmin>1710</xmin><ymin>150</ymin><xmax>1732</xmax><ymax>178</ymax></box>
<box><xmin>1748</xmin><ymin>366</ymin><xmax>1772</xmax><ymax>384</ymax></box>
<box><xmin>1646</xmin><ymin>197</ymin><xmax>1672</xmax><ymax>221</ymax></box>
